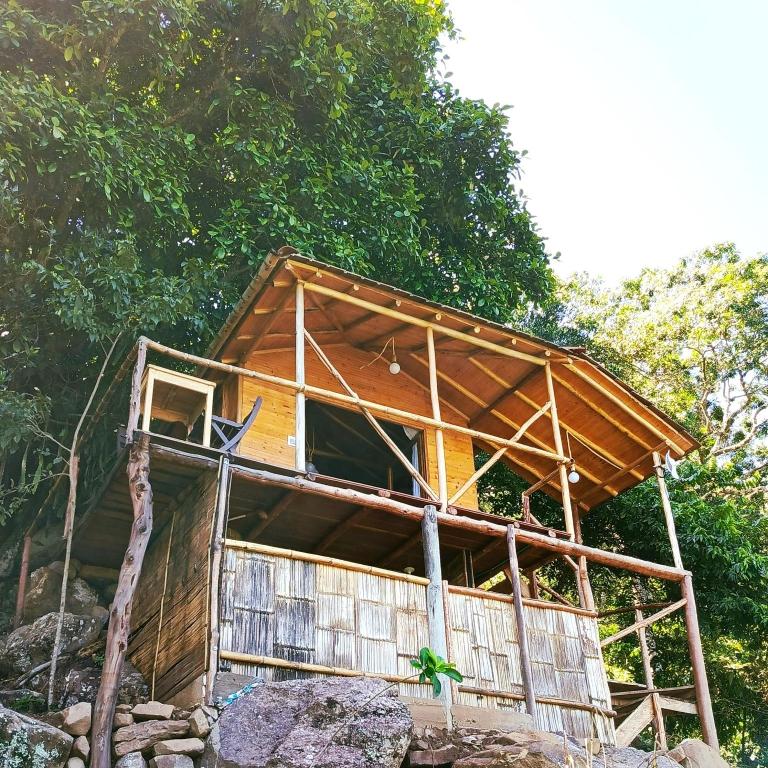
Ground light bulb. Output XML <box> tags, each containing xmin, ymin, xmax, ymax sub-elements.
<box><xmin>389</xmin><ymin>360</ymin><xmax>401</xmax><ymax>375</ymax></box>
<box><xmin>568</xmin><ymin>469</ymin><xmax>580</xmax><ymax>484</ymax></box>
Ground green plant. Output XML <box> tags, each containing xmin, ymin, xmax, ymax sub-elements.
<box><xmin>410</xmin><ymin>646</ymin><xmax>463</xmax><ymax>697</ymax></box>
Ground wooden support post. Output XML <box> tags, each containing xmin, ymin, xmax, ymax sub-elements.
<box><xmin>126</xmin><ymin>338</ymin><xmax>147</xmax><ymax>441</ymax></box>
<box><xmin>506</xmin><ymin>525</ymin><xmax>537</xmax><ymax>717</ymax></box>
<box><xmin>421</xmin><ymin>505</ymin><xmax>453</xmax><ymax>727</ymax></box>
<box><xmin>426</xmin><ymin>327</ymin><xmax>448</xmax><ymax>512</ymax></box>
<box><xmin>13</xmin><ymin>533</ymin><xmax>31</xmax><ymax>629</ymax></box>
<box><xmin>653</xmin><ymin>451</ymin><xmax>684</xmax><ymax>569</ymax></box>
<box><xmin>544</xmin><ymin>362</ymin><xmax>575</xmax><ymax>539</ymax></box>
<box><xmin>91</xmin><ymin>433</ymin><xmax>154</xmax><ymax>768</ymax></box>
<box><xmin>206</xmin><ymin>456</ymin><xmax>230</xmax><ymax>703</ymax></box>
<box><xmin>682</xmin><ymin>574</ymin><xmax>719</xmax><ymax>750</ymax></box>
<box><xmin>572</xmin><ymin>510</ymin><xmax>595</xmax><ymax>611</ymax></box>
<box><xmin>295</xmin><ymin>281</ymin><xmax>306</xmax><ymax>473</ymax></box>
<box><xmin>636</xmin><ymin>605</ymin><xmax>667</xmax><ymax>749</ymax></box>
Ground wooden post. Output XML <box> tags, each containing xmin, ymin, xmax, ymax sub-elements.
<box><xmin>421</xmin><ymin>505</ymin><xmax>453</xmax><ymax>727</ymax></box>
<box><xmin>126</xmin><ymin>338</ymin><xmax>147</xmax><ymax>441</ymax></box>
<box><xmin>91</xmin><ymin>433</ymin><xmax>154</xmax><ymax>768</ymax></box>
<box><xmin>295</xmin><ymin>280</ymin><xmax>306</xmax><ymax>472</ymax></box>
<box><xmin>544</xmin><ymin>362</ymin><xmax>575</xmax><ymax>539</ymax></box>
<box><xmin>506</xmin><ymin>525</ymin><xmax>537</xmax><ymax>717</ymax></box>
<box><xmin>426</xmin><ymin>328</ymin><xmax>448</xmax><ymax>512</ymax></box>
<box><xmin>13</xmin><ymin>533</ymin><xmax>31</xmax><ymax>629</ymax></box>
<box><xmin>653</xmin><ymin>452</ymin><xmax>684</xmax><ymax>569</ymax></box>
<box><xmin>636</xmin><ymin>605</ymin><xmax>667</xmax><ymax>749</ymax></box>
<box><xmin>681</xmin><ymin>574</ymin><xmax>719</xmax><ymax>750</ymax></box>
<box><xmin>572</xmin><ymin>510</ymin><xmax>595</xmax><ymax>611</ymax></box>
<box><xmin>206</xmin><ymin>456</ymin><xmax>230</xmax><ymax>703</ymax></box>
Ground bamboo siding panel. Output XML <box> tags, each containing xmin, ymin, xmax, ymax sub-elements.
<box><xmin>219</xmin><ymin>548</ymin><xmax>431</xmax><ymax>698</ymax></box>
<box><xmin>447</xmin><ymin>590</ymin><xmax>615</xmax><ymax>742</ymax></box>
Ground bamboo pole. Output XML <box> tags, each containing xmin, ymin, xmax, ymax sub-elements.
<box><xmin>422</xmin><ymin>505</ymin><xmax>453</xmax><ymax>726</ymax></box>
<box><xmin>304</xmin><ymin>330</ymin><xmax>438</xmax><ymax>500</ymax></box>
<box><xmin>446</xmin><ymin>584</ymin><xmax>597</xmax><ymax>617</ymax></box>
<box><xmin>653</xmin><ymin>452</ymin><xmax>684</xmax><ymax>569</ymax></box>
<box><xmin>427</xmin><ymin>327</ymin><xmax>448</xmax><ymax>512</ymax></box>
<box><xmin>303</xmin><ymin>281</ymin><xmax>549</xmax><ymax>367</ymax></box>
<box><xmin>91</xmin><ymin>433</ymin><xmax>154</xmax><ymax>768</ymax></box>
<box><xmin>544</xmin><ymin>362</ymin><xmax>575</xmax><ymax>538</ymax></box>
<box><xmin>141</xmin><ymin>338</ymin><xmax>566</xmax><ymax>463</ymax></box>
<box><xmin>636</xmin><ymin>605</ymin><xmax>667</xmax><ymax>750</ymax></box>
<box><xmin>295</xmin><ymin>281</ymin><xmax>306</xmax><ymax>473</ymax></box>
<box><xmin>506</xmin><ymin>525</ymin><xmax>537</xmax><ymax>717</ymax></box>
<box><xmin>572</xmin><ymin>508</ymin><xmax>595</xmax><ymax>612</ymax></box>
<box><xmin>681</xmin><ymin>574</ymin><xmax>719</xmax><ymax>749</ymax></box>
<box><xmin>13</xmin><ymin>534</ymin><xmax>31</xmax><ymax>629</ymax></box>
<box><xmin>600</xmin><ymin>599</ymin><xmax>687</xmax><ymax>647</ymax></box>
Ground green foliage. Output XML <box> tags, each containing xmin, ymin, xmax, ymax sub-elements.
<box><xmin>410</xmin><ymin>646</ymin><xmax>463</xmax><ymax>697</ymax></box>
<box><xmin>0</xmin><ymin>0</ymin><xmax>552</xmax><ymax>524</ymax></box>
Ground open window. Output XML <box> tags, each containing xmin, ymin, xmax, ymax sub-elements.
<box><xmin>305</xmin><ymin>400</ymin><xmax>424</xmax><ymax>496</ymax></box>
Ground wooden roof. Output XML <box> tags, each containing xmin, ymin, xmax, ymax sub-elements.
<box><xmin>205</xmin><ymin>247</ymin><xmax>697</xmax><ymax>510</ymax></box>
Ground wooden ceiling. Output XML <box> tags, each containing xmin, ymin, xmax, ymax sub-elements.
<box><xmin>205</xmin><ymin>247</ymin><xmax>698</xmax><ymax>511</ymax></box>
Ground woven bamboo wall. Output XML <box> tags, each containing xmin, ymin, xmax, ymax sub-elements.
<box><xmin>218</xmin><ymin>544</ymin><xmax>616</xmax><ymax>743</ymax></box>
<box><xmin>448</xmin><ymin>588</ymin><xmax>615</xmax><ymax>742</ymax></box>
<box><xmin>128</xmin><ymin>470</ymin><xmax>219</xmax><ymax>700</ymax></box>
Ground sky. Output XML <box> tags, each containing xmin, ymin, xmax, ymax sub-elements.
<box><xmin>442</xmin><ymin>0</ymin><xmax>768</xmax><ymax>282</ymax></box>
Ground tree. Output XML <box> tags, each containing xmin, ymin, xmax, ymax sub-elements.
<box><xmin>0</xmin><ymin>0</ymin><xmax>553</xmax><ymax>530</ymax></box>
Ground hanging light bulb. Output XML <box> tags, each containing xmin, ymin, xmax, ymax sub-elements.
<box><xmin>388</xmin><ymin>338</ymin><xmax>400</xmax><ymax>374</ymax></box>
<box><xmin>568</xmin><ymin>467</ymin><xmax>580</xmax><ymax>484</ymax></box>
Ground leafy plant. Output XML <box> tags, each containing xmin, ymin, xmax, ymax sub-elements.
<box><xmin>410</xmin><ymin>646</ymin><xmax>463</xmax><ymax>697</ymax></box>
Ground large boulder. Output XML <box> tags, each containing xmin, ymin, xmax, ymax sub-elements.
<box><xmin>57</xmin><ymin>659</ymin><xmax>148</xmax><ymax>708</ymax></box>
<box><xmin>23</xmin><ymin>564</ymin><xmax>101</xmax><ymax>622</ymax></box>
<box><xmin>200</xmin><ymin>676</ymin><xmax>413</xmax><ymax>768</ymax></box>
<box><xmin>0</xmin><ymin>703</ymin><xmax>73</xmax><ymax>768</ymax></box>
<box><xmin>0</xmin><ymin>612</ymin><xmax>101</xmax><ymax>677</ymax></box>
<box><xmin>668</xmin><ymin>739</ymin><xmax>731</xmax><ymax>768</ymax></box>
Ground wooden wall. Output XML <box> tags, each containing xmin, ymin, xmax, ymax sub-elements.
<box><xmin>128</xmin><ymin>470</ymin><xmax>219</xmax><ymax>701</ymax></box>
<box><xmin>229</xmin><ymin>343</ymin><xmax>479</xmax><ymax>508</ymax></box>
<box><xmin>219</xmin><ymin>543</ymin><xmax>616</xmax><ymax>742</ymax></box>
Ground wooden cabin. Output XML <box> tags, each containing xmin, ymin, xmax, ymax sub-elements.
<box><xmin>68</xmin><ymin>247</ymin><xmax>718</xmax><ymax>749</ymax></box>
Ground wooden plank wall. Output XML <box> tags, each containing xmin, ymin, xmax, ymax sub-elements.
<box><xmin>231</xmin><ymin>343</ymin><xmax>479</xmax><ymax>508</ymax></box>
<box><xmin>219</xmin><ymin>546</ymin><xmax>431</xmax><ymax>699</ymax></box>
<box><xmin>128</xmin><ymin>470</ymin><xmax>219</xmax><ymax>700</ymax></box>
<box><xmin>448</xmin><ymin>589</ymin><xmax>615</xmax><ymax>742</ymax></box>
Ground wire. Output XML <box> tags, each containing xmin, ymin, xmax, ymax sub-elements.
<box><xmin>360</xmin><ymin>337</ymin><xmax>396</xmax><ymax>369</ymax></box>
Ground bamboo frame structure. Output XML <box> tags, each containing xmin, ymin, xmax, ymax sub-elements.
<box><xmin>427</xmin><ymin>327</ymin><xmax>449</xmax><ymax>511</ymax></box>
<box><xmin>295</xmin><ymin>281</ymin><xmax>306</xmax><ymax>472</ymax></box>
<box><xmin>653</xmin><ymin>451</ymin><xmax>684</xmax><ymax>569</ymax></box>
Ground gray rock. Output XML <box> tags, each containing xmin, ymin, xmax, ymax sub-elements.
<box><xmin>668</xmin><ymin>739</ymin><xmax>731</xmax><ymax>768</ymax></box>
<box><xmin>188</xmin><ymin>708</ymin><xmax>210</xmax><ymax>738</ymax></box>
<box><xmin>150</xmin><ymin>756</ymin><xmax>194</xmax><ymax>768</ymax></box>
<box><xmin>114</xmin><ymin>712</ymin><xmax>135</xmax><ymax>728</ymax></box>
<box><xmin>0</xmin><ymin>687</ymin><xmax>46</xmax><ymax>713</ymax></box>
<box><xmin>23</xmin><ymin>565</ymin><xmax>100</xmax><ymax>621</ymax></box>
<box><xmin>0</xmin><ymin>612</ymin><xmax>101</xmax><ymax>676</ymax></box>
<box><xmin>200</xmin><ymin>676</ymin><xmax>413</xmax><ymax>768</ymax></box>
<box><xmin>67</xmin><ymin>757</ymin><xmax>86</xmax><ymax>768</ymax></box>
<box><xmin>115</xmin><ymin>752</ymin><xmax>149</xmax><ymax>768</ymax></box>
<box><xmin>132</xmin><ymin>701</ymin><xmax>175</xmax><ymax>721</ymax></box>
<box><xmin>113</xmin><ymin>720</ymin><xmax>190</xmax><ymax>757</ymax></box>
<box><xmin>56</xmin><ymin>659</ymin><xmax>148</xmax><ymax>708</ymax></box>
<box><xmin>72</xmin><ymin>734</ymin><xmax>90</xmax><ymax>760</ymax></box>
<box><xmin>61</xmin><ymin>701</ymin><xmax>92</xmax><ymax>736</ymax></box>
<box><xmin>0</xmin><ymin>704</ymin><xmax>74</xmax><ymax>768</ymax></box>
<box><xmin>154</xmin><ymin>737</ymin><xmax>205</xmax><ymax>756</ymax></box>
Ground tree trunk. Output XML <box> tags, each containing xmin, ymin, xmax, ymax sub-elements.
<box><xmin>90</xmin><ymin>434</ymin><xmax>153</xmax><ymax>768</ymax></box>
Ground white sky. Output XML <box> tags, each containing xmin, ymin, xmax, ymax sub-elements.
<box><xmin>442</xmin><ymin>0</ymin><xmax>768</xmax><ymax>282</ymax></box>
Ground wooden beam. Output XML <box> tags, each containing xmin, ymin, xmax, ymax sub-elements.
<box><xmin>315</xmin><ymin>507</ymin><xmax>369</xmax><ymax>553</ymax></box>
<box><xmin>601</xmin><ymin>599</ymin><xmax>687</xmax><ymax>647</ymax></box>
<box><xmin>615</xmin><ymin>695</ymin><xmax>654</xmax><ymax>747</ymax></box>
<box><xmin>682</xmin><ymin>574</ymin><xmax>719</xmax><ymax>749</ymax></box>
<box><xmin>427</xmin><ymin>327</ymin><xmax>449</xmax><ymax>512</ymax></box>
<box><xmin>246</xmin><ymin>285</ymin><xmax>295</xmax><ymax>355</ymax></box>
<box><xmin>377</xmin><ymin>533</ymin><xmax>422</xmax><ymax>569</ymax></box>
<box><xmin>658</xmin><ymin>696</ymin><xmax>698</xmax><ymax>715</ymax></box>
<box><xmin>545</xmin><ymin>362</ymin><xmax>575</xmax><ymax>538</ymax></box>
<box><xmin>636</xmin><ymin>603</ymin><xmax>667</xmax><ymax>749</ymax></box>
<box><xmin>304</xmin><ymin>281</ymin><xmax>549</xmax><ymax>366</ymax></box>
<box><xmin>304</xmin><ymin>330</ymin><xmax>438</xmax><ymax>501</ymax></box>
<box><xmin>422</xmin><ymin>505</ymin><xmax>453</xmax><ymax>724</ymax></box>
<box><xmin>246</xmin><ymin>491</ymin><xmax>294</xmax><ymax>539</ymax></box>
<box><xmin>126</xmin><ymin>338</ymin><xmax>147</xmax><ymax>439</ymax></box>
<box><xmin>448</xmin><ymin>445</ymin><xmax>508</xmax><ymax>507</ymax></box>
<box><xmin>295</xmin><ymin>281</ymin><xmax>306</xmax><ymax>472</ymax></box>
<box><xmin>91</xmin><ymin>434</ymin><xmax>154</xmax><ymax>768</ymax></box>
<box><xmin>598</xmin><ymin>601</ymin><xmax>672</xmax><ymax>618</ymax></box>
<box><xmin>579</xmin><ymin>444</ymin><xmax>666</xmax><ymax>504</ymax></box>
<box><xmin>653</xmin><ymin>452</ymin><xmax>684</xmax><ymax>569</ymax></box>
<box><xmin>507</xmin><ymin>525</ymin><xmax>537</xmax><ymax>717</ymax></box>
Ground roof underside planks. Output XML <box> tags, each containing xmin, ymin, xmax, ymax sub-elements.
<box><xmin>204</xmin><ymin>249</ymin><xmax>698</xmax><ymax>511</ymax></box>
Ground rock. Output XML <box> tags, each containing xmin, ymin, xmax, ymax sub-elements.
<box><xmin>0</xmin><ymin>687</ymin><xmax>46</xmax><ymax>713</ymax></box>
<box><xmin>172</xmin><ymin>707</ymin><xmax>192</xmax><ymax>720</ymax></box>
<box><xmin>188</xmin><ymin>707</ymin><xmax>210</xmax><ymax>738</ymax></box>
<box><xmin>49</xmin><ymin>559</ymin><xmax>81</xmax><ymax>577</ymax></box>
<box><xmin>200</xmin><ymin>676</ymin><xmax>412</xmax><ymax>768</ymax></box>
<box><xmin>0</xmin><ymin>703</ymin><xmax>74</xmax><ymax>768</ymax></box>
<box><xmin>150</xmin><ymin>756</ymin><xmax>194</xmax><ymax>768</ymax></box>
<box><xmin>668</xmin><ymin>740</ymin><xmax>731</xmax><ymax>768</ymax></box>
<box><xmin>72</xmin><ymin>734</ymin><xmax>90</xmax><ymax>760</ymax></box>
<box><xmin>90</xmin><ymin>604</ymin><xmax>110</xmax><ymax>625</ymax></box>
<box><xmin>113</xmin><ymin>720</ymin><xmax>190</xmax><ymax>757</ymax></box>
<box><xmin>0</xmin><ymin>612</ymin><xmax>101</xmax><ymax>676</ymax></box>
<box><xmin>114</xmin><ymin>712</ymin><xmax>135</xmax><ymax>728</ymax></box>
<box><xmin>154</xmin><ymin>737</ymin><xmax>205</xmax><ymax>756</ymax></box>
<box><xmin>62</xmin><ymin>701</ymin><xmax>92</xmax><ymax>736</ymax></box>
<box><xmin>603</xmin><ymin>746</ymin><xmax>681</xmax><ymax>768</ymax></box>
<box><xmin>409</xmin><ymin>744</ymin><xmax>462</xmax><ymax>765</ymax></box>
<box><xmin>116</xmin><ymin>703</ymin><xmax>134</xmax><ymax>713</ymax></box>
<box><xmin>115</xmin><ymin>752</ymin><xmax>149</xmax><ymax>768</ymax></box>
<box><xmin>132</xmin><ymin>701</ymin><xmax>176</xmax><ymax>721</ymax></box>
<box><xmin>55</xmin><ymin>659</ymin><xmax>148</xmax><ymax>709</ymax></box>
<box><xmin>201</xmin><ymin>704</ymin><xmax>219</xmax><ymax>721</ymax></box>
<box><xmin>67</xmin><ymin>758</ymin><xmax>86</xmax><ymax>768</ymax></box>
<box><xmin>23</xmin><ymin>565</ymin><xmax>100</xmax><ymax>621</ymax></box>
